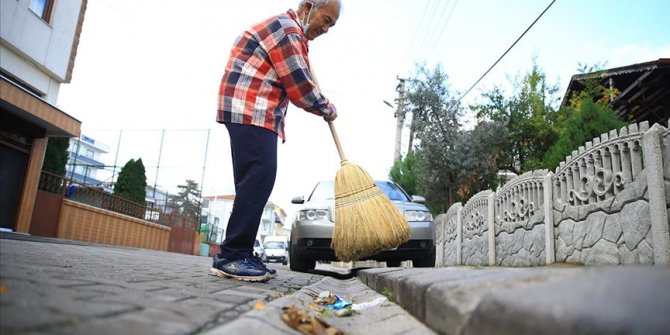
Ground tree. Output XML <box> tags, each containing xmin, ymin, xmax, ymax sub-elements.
<box><xmin>455</xmin><ymin>120</ymin><xmax>509</xmax><ymax>200</ymax></box>
<box><xmin>544</xmin><ymin>99</ymin><xmax>626</xmax><ymax>170</ymax></box>
<box><xmin>168</xmin><ymin>179</ymin><xmax>201</xmax><ymax>220</ymax></box>
<box><xmin>543</xmin><ymin>62</ymin><xmax>627</xmax><ymax>170</ymax></box>
<box><xmin>472</xmin><ymin>62</ymin><xmax>561</xmax><ymax>173</ymax></box>
<box><xmin>42</xmin><ymin>137</ymin><xmax>70</xmax><ymax>176</ymax></box>
<box><xmin>114</xmin><ymin>158</ymin><xmax>147</xmax><ymax>204</ymax></box>
<box><xmin>389</xmin><ymin>151</ymin><xmax>420</xmax><ymax>196</ymax></box>
<box><xmin>404</xmin><ymin>64</ymin><xmax>464</xmax><ymax>213</ymax></box>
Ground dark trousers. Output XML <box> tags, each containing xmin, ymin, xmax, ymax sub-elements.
<box><xmin>219</xmin><ymin>123</ymin><xmax>277</xmax><ymax>259</ymax></box>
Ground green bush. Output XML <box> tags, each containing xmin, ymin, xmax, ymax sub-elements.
<box><xmin>544</xmin><ymin>99</ymin><xmax>626</xmax><ymax>170</ymax></box>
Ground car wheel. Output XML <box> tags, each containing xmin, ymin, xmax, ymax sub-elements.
<box><xmin>413</xmin><ymin>247</ymin><xmax>436</xmax><ymax>268</ymax></box>
<box><xmin>289</xmin><ymin>241</ymin><xmax>315</xmax><ymax>272</ymax></box>
<box><xmin>386</xmin><ymin>260</ymin><xmax>401</xmax><ymax>267</ymax></box>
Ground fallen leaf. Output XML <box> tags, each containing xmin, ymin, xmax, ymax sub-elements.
<box><xmin>281</xmin><ymin>305</ymin><xmax>345</xmax><ymax>335</ymax></box>
<box><xmin>266</xmin><ymin>291</ymin><xmax>284</xmax><ymax>301</ymax></box>
<box><xmin>334</xmin><ymin>307</ymin><xmax>353</xmax><ymax>317</ymax></box>
<box><xmin>254</xmin><ymin>300</ymin><xmax>265</xmax><ymax>311</ymax></box>
<box><xmin>308</xmin><ymin>302</ymin><xmax>325</xmax><ymax>313</ymax></box>
<box><xmin>0</xmin><ymin>286</ymin><xmax>8</xmax><ymax>294</ymax></box>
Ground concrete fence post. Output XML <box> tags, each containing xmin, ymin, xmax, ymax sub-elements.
<box><xmin>642</xmin><ymin>124</ymin><xmax>670</xmax><ymax>265</ymax></box>
<box><xmin>488</xmin><ymin>192</ymin><xmax>496</xmax><ymax>266</ymax></box>
<box><xmin>457</xmin><ymin>206</ymin><xmax>463</xmax><ymax>265</ymax></box>
<box><xmin>543</xmin><ymin>172</ymin><xmax>556</xmax><ymax>264</ymax></box>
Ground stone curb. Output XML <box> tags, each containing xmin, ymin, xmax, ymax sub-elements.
<box><xmin>202</xmin><ymin>276</ymin><xmax>436</xmax><ymax>334</ymax></box>
<box><xmin>358</xmin><ymin>266</ymin><xmax>670</xmax><ymax>335</ymax></box>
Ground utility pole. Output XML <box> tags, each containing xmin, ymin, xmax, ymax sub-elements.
<box><xmin>393</xmin><ymin>77</ymin><xmax>406</xmax><ymax>163</ymax></box>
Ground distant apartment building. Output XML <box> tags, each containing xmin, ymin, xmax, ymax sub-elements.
<box><xmin>66</xmin><ymin>134</ymin><xmax>109</xmax><ymax>186</ymax></box>
<box><xmin>1</xmin><ymin>0</ymin><xmax>87</xmax><ymax>232</ymax></box>
<box><xmin>200</xmin><ymin>195</ymin><xmax>285</xmax><ymax>244</ymax></box>
<box><xmin>145</xmin><ymin>185</ymin><xmax>169</xmax><ymax>210</ymax></box>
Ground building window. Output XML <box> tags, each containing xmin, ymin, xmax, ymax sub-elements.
<box><xmin>86</xmin><ymin>149</ymin><xmax>94</xmax><ymax>159</ymax></box>
<box><xmin>29</xmin><ymin>0</ymin><xmax>55</xmax><ymax>22</ymax></box>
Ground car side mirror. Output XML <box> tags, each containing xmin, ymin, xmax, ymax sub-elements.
<box><xmin>411</xmin><ymin>195</ymin><xmax>426</xmax><ymax>204</ymax></box>
<box><xmin>291</xmin><ymin>196</ymin><xmax>305</xmax><ymax>204</ymax></box>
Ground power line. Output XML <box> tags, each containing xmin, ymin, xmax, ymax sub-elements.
<box><xmin>401</xmin><ymin>0</ymin><xmax>435</xmax><ymax>67</ymax></box>
<box><xmin>414</xmin><ymin>0</ymin><xmax>449</xmax><ymax>53</ymax></box>
<box><xmin>426</xmin><ymin>0</ymin><xmax>458</xmax><ymax>59</ymax></box>
<box><xmin>457</xmin><ymin>0</ymin><xmax>558</xmax><ymax>102</ymax></box>
<box><xmin>415</xmin><ymin>0</ymin><xmax>452</xmax><ymax>54</ymax></box>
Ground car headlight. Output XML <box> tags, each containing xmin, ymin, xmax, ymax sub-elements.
<box><xmin>298</xmin><ymin>209</ymin><xmax>331</xmax><ymax>221</ymax></box>
<box><xmin>405</xmin><ymin>210</ymin><xmax>433</xmax><ymax>222</ymax></box>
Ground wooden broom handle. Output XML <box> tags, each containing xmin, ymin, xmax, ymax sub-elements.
<box><xmin>328</xmin><ymin>121</ymin><xmax>347</xmax><ymax>162</ymax></box>
<box><xmin>309</xmin><ymin>68</ymin><xmax>348</xmax><ymax>162</ymax></box>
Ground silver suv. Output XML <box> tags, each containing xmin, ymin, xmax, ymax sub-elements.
<box><xmin>289</xmin><ymin>180</ymin><xmax>435</xmax><ymax>272</ymax></box>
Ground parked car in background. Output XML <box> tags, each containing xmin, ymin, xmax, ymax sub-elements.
<box><xmin>253</xmin><ymin>238</ymin><xmax>267</xmax><ymax>262</ymax></box>
<box><xmin>289</xmin><ymin>180</ymin><xmax>435</xmax><ymax>272</ymax></box>
<box><xmin>263</xmin><ymin>235</ymin><xmax>288</xmax><ymax>265</ymax></box>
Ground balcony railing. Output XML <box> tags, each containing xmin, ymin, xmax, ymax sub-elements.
<box><xmin>68</xmin><ymin>152</ymin><xmax>105</xmax><ymax>167</ymax></box>
<box><xmin>38</xmin><ymin>171</ymin><xmax>197</xmax><ymax>231</ymax></box>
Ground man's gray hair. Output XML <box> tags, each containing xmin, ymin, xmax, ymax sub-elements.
<box><xmin>299</xmin><ymin>0</ymin><xmax>341</xmax><ymax>9</ymax></box>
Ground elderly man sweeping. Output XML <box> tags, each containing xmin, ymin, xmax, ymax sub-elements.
<box><xmin>211</xmin><ymin>0</ymin><xmax>342</xmax><ymax>282</ymax></box>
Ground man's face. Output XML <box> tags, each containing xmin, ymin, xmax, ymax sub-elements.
<box><xmin>303</xmin><ymin>1</ymin><xmax>340</xmax><ymax>41</ymax></box>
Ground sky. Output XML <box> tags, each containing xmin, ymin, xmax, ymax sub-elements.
<box><xmin>56</xmin><ymin>0</ymin><xmax>670</xmax><ymax>220</ymax></box>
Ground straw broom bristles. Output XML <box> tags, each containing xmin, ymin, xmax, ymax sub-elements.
<box><xmin>310</xmin><ymin>70</ymin><xmax>410</xmax><ymax>261</ymax></box>
<box><xmin>331</xmin><ymin>160</ymin><xmax>410</xmax><ymax>262</ymax></box>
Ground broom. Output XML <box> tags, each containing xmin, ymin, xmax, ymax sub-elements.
<box><xmin>327</xmin><ymin>122</ymin><xmax>410</xmax><ymax>261</ymax></box>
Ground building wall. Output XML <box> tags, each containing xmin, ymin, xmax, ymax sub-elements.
<box><xmin>1</xmin><ymin>0</ymin><xmax>85</xmax><ymax>101</ymax></box>
<box><xmin>1</xmin><ymin>0</ymin><xmax>85</xmax><ymax>233</ymax></box>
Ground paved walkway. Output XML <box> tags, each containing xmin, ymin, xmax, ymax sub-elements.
<box><xmin>2</xmin><ymin>232</ymin><xmax>669</xmax><ymax>335</ymax></box>
<box><xmin>0</xmin><ymin>233</ymin><xmax>430</xmax><ymax>335</ymax></box>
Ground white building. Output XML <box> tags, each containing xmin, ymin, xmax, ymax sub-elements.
<box><xmin>66</xmin><ymin>134</ymin><xmax>109</xmax><ymax>186</ymax></box>
<box><xmin>1</xmin><ymin>0</ymin><xmax>86</xmax><ymax>104</ymax></box>
<box><xmin>201</xmin><ymin>195</ymin><xmax>286</xmax><ymax>244</ymax></box>
<box><xmin>1</xmin><ymin>0</ymin><xmax>86</xmax><ymax>232</ymax></box>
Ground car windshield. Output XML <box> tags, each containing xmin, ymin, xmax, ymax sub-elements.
<box><xmin>308</xmin><ymin>180</ymin><xmax>410</xmax><ymax>202</ymax></box>
<box><xmin>264</xmin><ymin>241</ymin><xmax>285</xmax><ymax>249</ymax></box>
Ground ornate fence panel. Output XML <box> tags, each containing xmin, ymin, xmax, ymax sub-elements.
<box><xmin>461</xmin><ymin>191</ymin><xmax>495</xmax><ymax>266</ymax></box>
<box><xmin>552</xmin><ymin>121</ymin><xmax>668</xmax><ymax>265</ymax></box>
<box><xmin>433</xmin><ymin>121</ymin><xmax>669</xmax><ymax>268</ymax></box>
<box><xmin>494</xmin><ymin>170</ymin><xmax>548</xmax><ymax>266</ymax></box>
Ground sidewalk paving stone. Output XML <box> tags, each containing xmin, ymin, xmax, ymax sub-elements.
<box><xmin>0</xmin><ymin>234</ymin><xmax>325</xmax><ymax>334</ymax></box>
<box><xmin>203</xmin><ymin>277</ymin><xmax>436</xmax><ymax>335</ymax></box>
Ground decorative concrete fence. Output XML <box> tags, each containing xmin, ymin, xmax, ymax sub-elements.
<box><xmin>436</xmin><ymin>121</ymin><xmax>670</xmax><ymax>267</ymax></box>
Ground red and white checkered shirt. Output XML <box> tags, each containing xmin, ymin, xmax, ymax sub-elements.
<box><xmin>217</xmin><ymin>9</ymin><xmax>330</xmax><ymax>141</ymax></box>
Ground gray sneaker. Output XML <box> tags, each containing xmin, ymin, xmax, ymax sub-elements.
<box><xmin>209</xmin><ymin>254</ymin><xmax>271</xmax><ymax>282</ymax></box>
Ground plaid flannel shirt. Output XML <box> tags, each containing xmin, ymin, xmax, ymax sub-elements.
<box><xmin>217</xmin><ymin>9</ymin><xmax>330</xmax><ymax>141</ymax></box>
